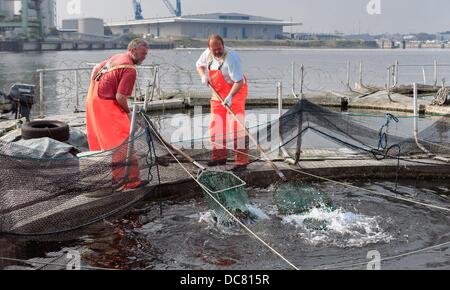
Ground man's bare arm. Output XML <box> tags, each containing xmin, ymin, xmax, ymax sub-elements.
<box><xmin>197</xmin><ymin>66</ymin><xmax>206</xmax><ymax>78</ymax></box>
<box><xmin>116</xmin><ymin>92</ymin><xmax>131</xmax><ymax>113</ymax></box>
<box><xmin>228</xmin><ymin>80</ymin><xmax>244</xmax><ymax>98</ymax></box>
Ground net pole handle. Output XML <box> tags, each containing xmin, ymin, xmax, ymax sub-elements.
<box><xmin>124</xmin><ymin>104</ymin><xmax>138</xmax><ymax>181</ymax></box>
<box><xmin>209</xmin><ymin>83</ymin><xmax>288</xmax><ymax>182</ymax></box>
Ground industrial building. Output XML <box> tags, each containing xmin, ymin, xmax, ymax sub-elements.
<box><xmin>61</xmin><ymin>18</ymin><xmax>105</xmax><ymax>37</ymax></box>
<box><xmin>106</xmin><ymin>13</ymin><xmax>301</xmax><ymax>40</ymax></box>
<box><xmin>0</xmin><ymin>0</ymin><xmax>56</xmax><ymax>39</ymax></box>
<box><xmin>437</xmin><ymin>31</ymin><xmax>450</xmax><ymax>42</ymax></box>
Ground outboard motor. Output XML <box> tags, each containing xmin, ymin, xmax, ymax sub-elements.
<box><xmin>0</xmin><ymin>84</ymin><xmax>35</xmax><ymax>121</ymax></box>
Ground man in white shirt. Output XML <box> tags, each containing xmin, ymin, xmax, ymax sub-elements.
<box><xmin>196</xmin><ymin>34</ymin><xmax>249</xmax><ymax>171</ymax></box>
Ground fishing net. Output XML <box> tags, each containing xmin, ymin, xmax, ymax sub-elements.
<box><xmin>197</xmin><ymin>170</ymin><xmax>255</xmax><ymax>225</ymax></box>
<box><xmin>275</xmin><ymin>181</ymin><xmax>333</xmax><ymax>215</ymax></box>
<box><xmin>276</xmin><ymin>98</ymin><xmax>450</xmax><ymax>159</ymax></box>
<box><xmin>154</xmin><ymin>96</ymin><xmax>450</xmax><ymax>221</ymax></box>
<box><xmin>1</xmin><ymin>96</ymin><xmax>450</xmax><ymax>235</ymax></box>
<box><xmin>0</xmin><ymin>114</ymin><xmax>191</xmax><ymax>236</ymax></box>
<box><xmin>141</xmin><ymin>114</ymin><xmax>256</xmax><ymax>226</ymax></box>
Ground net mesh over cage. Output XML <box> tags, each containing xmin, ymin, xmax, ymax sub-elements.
<box><xmin>0</xmin><ymin>115</ymin><xmax>174</xmax><ymax>236</ymax></box>
<box><xmin>277</xmin><ymin>99</ymin><xmax>450</xmax><ymax>159</ymax></box>
<box><xmin>1</xmin><ymin>97</ymin><xmax>450</xmax><ymax>235</ymax></box>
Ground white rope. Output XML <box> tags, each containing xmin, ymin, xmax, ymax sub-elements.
<box><xmin>145</xmin><ymin>117</ymin><xmax>300</xmax><ymax>270</ymax></box>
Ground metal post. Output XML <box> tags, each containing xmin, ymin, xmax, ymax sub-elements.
<box><xmin>413</xmin><ymin>83</ymin><xmax>431</xmax><ymax>156</ymax></box>
<box><xmin>74</xmin><ymin>70</ymin><xmax>79</xmax><ymax>112</ymax></box>
<box><xmin>393</xmin><ymin>60</ymin><xmax>399</xmax><ymax>86</ymax></box>
<box><xmin>422</xmin><ymin>67</ymin><xmax>427</xmax><ymax>85</ymax></box>
<box><xmin>359</xmin><ymin>60</ymin><xmax>363</xmax><ymax>87</ymax></box>
<box><xmin>396</xmin><ymin>60</ymin><xmax>399</xmax><ymax>86</ymax></box>
<box><xmin>39</xmin><ymin>71</ymin><xmax>44</xmax><ymax>118</ymax></box>
<box><xmin>277</xmin><ymin>82</ymin><xmax>293</xmax><ymax>163</ymax></box>
<box><xmin>413</xmin><ymin>82</ymin><xmax>418</xmax><ymax>131</ymax></box>
<box><xmin>386</xmin><ymin>66</ymin><xmax>393</xmax><ymax>102</ymax></box>
<box><xmin>156</xmin><ymin>65</ymin><xmax>161</xmax><ymax>99</ymax></box>
<box><xmin>151</xmin><ymin>66</ymin><xmax>157</xmax><ymax>101</ymax></box>
<box><xmin>144</xmin><ymin>66</ymin><xmax>157</xmax><ymax>112</ymax></box>
<box><xmin>291</xmin><ymin>62</ymin><xmax>295</xmax><ymax>96</ymax></box>
<box><xmin>125</xmin><ymin>104</ymin><xmax>139</xmax><ymax>181</ymax></box>
<box><xmin>347</xmin><ymin>61</ymin><xmax>351</xmax><ymax>88</ymax></box>
<box><xmin>277</xmin><ymin>82</ymin><xmax>283</xmax><ymax>117</ymax></box>
<box><xmin>434</xmin><ymin>60</ymin><xmax>438</xmax><ymax>87</ymax></box>
<box><xmin>300</xmin><ymin>64</ymin><xmax>304</xmax><ymax>99</ymax></box>
<box><xmin>386</xmin><ymin>66</ymin><xmax>390</xmax><ymax>93</ymax></box>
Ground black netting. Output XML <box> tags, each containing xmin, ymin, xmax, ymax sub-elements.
<box><xmin>1</xmin><ymin>99</ymin><xmax>450</xmax><ymax>236</ymax></box>
<box><xmin>0</xmin><ymin>114</ymin><xmax>192</xmax><ymax>236</ymax></box>
<box><xmin>276</xmin><ymin>98</ymin><xmax>450</xmax><ymax>160</ymax></box>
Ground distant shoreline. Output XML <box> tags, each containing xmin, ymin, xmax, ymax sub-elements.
<box><xmin>173</xmin><ymin>39</ymin><xmax>380</xmax><ymax>49</ymax></box>
<box><xmin>2</xmin><ymin>38</ymin><xmax>449</xmax><ymax>52</ymax></box>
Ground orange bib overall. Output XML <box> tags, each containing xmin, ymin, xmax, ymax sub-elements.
<box><xmin>86</xmin><ymin>64</ymin><xmax>141</xmax><ymax>189</ymax></box>
<box><xmin>209</xmin><ymin>68</ymin><xmax>249</xmax><ymax>165</ymax></box>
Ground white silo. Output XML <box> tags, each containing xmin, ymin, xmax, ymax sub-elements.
<box><xmin>78</xmin><ymin>18</ymin><xmax>104</xmax><ymax>36</ymax></box>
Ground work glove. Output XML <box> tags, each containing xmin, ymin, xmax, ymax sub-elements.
<box><xmin>222</xmin><ymin>94</ymin><xmax>233</xmax><ymax>108</ymax></box>
<box><xmin>201</xmin><ymin>74</ymin><xmax>209</xmax><ymax>86</ymax></box>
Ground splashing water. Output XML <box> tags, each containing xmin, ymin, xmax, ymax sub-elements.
<box><xmin>282</xmin><ymin>207</ymin><xmax>394</xmax><ymax>248</ymax></box>
<box><xmin>198</xmin><ymin>203</ymin><xmax>270</xmax><ymax>234</ymax></box>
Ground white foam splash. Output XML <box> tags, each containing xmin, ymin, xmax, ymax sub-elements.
<box><xmin>198</xmin><ymin>211</ymin><xmax>216</xmax><ymax>225</ymax></box>
<box><xmin>198</xmin><ymin>204</ymin><xmax>270</xmax><ymax>235</ymax></box>
<box><xmin>246</xmin><ymin>204</ymin><xmax>270</xmax><ymax>220</ymax></box>
<box><xmin>282</xmin><ymin>207</ymin><xmax>394</xmax><ymax>248</ymax></box>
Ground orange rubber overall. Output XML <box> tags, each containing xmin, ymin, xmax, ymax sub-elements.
<box><xmin>209</xmin><ymin>69</ymin><xmax>249</xmax><ymax>165</ymax></box>
<box><xmin>86</xmin><ymin>65</ymin><xmax>141</xmax><ymax>189</ymax></box>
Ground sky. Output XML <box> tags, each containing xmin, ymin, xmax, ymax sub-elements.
<box><xmin>53</xmin><ymin>0</ymin><xmax>450</xmax><ymax>35</ymax></box>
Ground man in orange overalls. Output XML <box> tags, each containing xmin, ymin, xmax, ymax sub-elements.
<box><xmin>196</xmin><ymin>34</ymin><xmax>249</xmax><ymax>172</ymax></box>
<box><xmin>86</xmin><ymin>39</ymin><xmax>149</xmax><ymax>191</ymax></box>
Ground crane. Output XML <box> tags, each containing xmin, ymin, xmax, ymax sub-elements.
<box><xmin>162</xmin><ymin>0</ymin><xmax>182</xmax><ymax>17</ymax></box>
<box><xmin>132</xmin><ymin>0</ymin><xmax>182</xmax><ymax>20</ymax></box>
<box><xmin>133</xmin><ymin>0</ymin><xmax>144</xmax><ymax>20</ymax></box>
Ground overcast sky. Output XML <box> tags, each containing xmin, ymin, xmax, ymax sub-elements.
<box><xmin>55</xmin><ymin>0</ymin><xmax>450</xmax><ymax>34</ymax></box>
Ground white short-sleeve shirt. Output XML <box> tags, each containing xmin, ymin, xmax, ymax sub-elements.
<box><xmin>196</xmin><ymin>47</ymin><xmax>244</xmax><ymax>85</ymax></box>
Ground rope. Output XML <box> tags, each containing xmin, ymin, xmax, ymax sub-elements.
<box><xmin>209</xmin><ymin>136</ymin><xmax>450</xmax><ymax>213</ymax></box>
<box><xmin>143</xmin><ymin>119</ymin><xmax>163</xmax><ymax>216</ymax></box>
<box><xmin>288</xmin><ymin>167</ymin><xmax>450</xmax><ymax>213</ymax></box>
<box><xmin>371</xmin><ymin>113</ymin><xmax>401</xmax><ymax>190</ymax></box>
<box><xmin>207</xmin><ymin>137</ymin><xmax>450</xmax><ymax>271</ymax></box>
<box><xmin>432</xmin><ymin>87</ymin><xmax>449</xmax><ymax>106</ymax></box>
<box><xmin>142</xmin><ymin>115</ymin><xmax>300</xmax><ymax>270</ymax></box>
<box><xmin>314</xmin><ymin>238</ymin><xmax>450</xmax><ymax>270</ymax></box>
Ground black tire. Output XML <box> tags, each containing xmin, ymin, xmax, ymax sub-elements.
<box><xmin>21</xmin><ymin>120</ymin><xmax>70</xmax><ymax>142</ymax></box>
